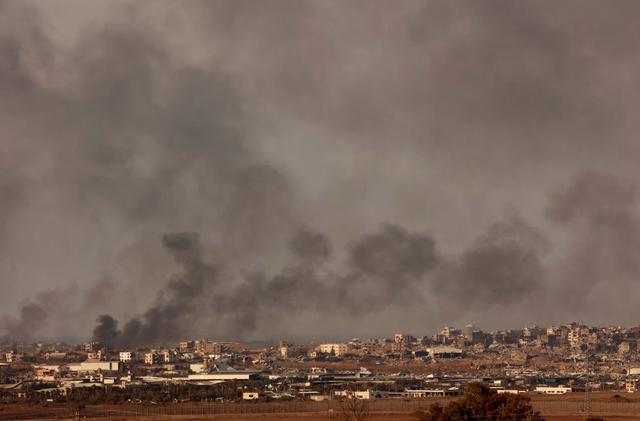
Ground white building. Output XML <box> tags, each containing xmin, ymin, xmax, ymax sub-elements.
<box><xmin>243</xmin><ymin>392</ymin><xmax>260</xmax><ymax>400</ymax></box>
<box><xmin>119</xmin><ymin>352</ymin><xmax>133</xmax><ymax>363</ymax></box>
<box><xmin>68</xmin><ymin>361</ymin><xmax>119</xmax><ymax>374</ymax></box>
<box><xmin>535</xmin><ymin>386</ymin><xmax>572</xmax><ymax>395</ymax></box>
<box><xmin>5</xmin><ymin>351</ymin><xmax>23</xmax><ymax>363</ymax></box>
<box><xmin>190</xmin><ymin>363</ymin><xmax>206</xmax><ymax>373</ymax></box>
<box><xmin>162</xmin><ymin>350</ymin><xmax>175</xmax><ymax>363</ymax></box>
<box><xmin>187</xmin><ymin>371</ymin><xmax>261</xmax><ymax>381</ymax></box>
<box><xmin>318</xmin><ymin>343</ymin><xmax>349</xmax><ymax>356</ymax></box>
<box><xmin>625</xmin><ymin>381</ymin><xmax>637</xmax><ymax>393</ymax></box>
<box><xmin>335</xmin><ymin>390</ymin><xmax>387</xmax><ymax>400</ymax></box>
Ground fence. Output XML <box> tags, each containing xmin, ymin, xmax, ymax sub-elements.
<box><xmin>2</xmin><ymin>398</ymin><xmax>640</xmax><ymax>420</ymax></box>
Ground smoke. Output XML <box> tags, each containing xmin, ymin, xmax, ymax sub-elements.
<box><xmin>92</xmin><ymin>315</ymin><xmax>119</xmax><ymax>346</ymax></box>
<box><xmin>545</xmin><ymin>170</ymin><xmax>640</xmax><ymax>318</ymax></box>
<box><xmin>93</xmin><ymin>221</ymin><xmax>545</xmax><ymax>345</ymax></box>
<box><xmin>433</xmin><ymin>217</ymin><xmax>547</xmax><ymax>309</ymax></box>
<box><xmin>2</xmin><ymin>278</ymin><xmax>117</xmax><ymax>342</ymax></box>
<box><xmin>288</xmin><ymin>228</ymin><xmax>332</xmax><ymax>264</ymax></box>
<box><xmin>93</xmin><ymin>233</ymin><xmax>217</xmax><ymax>347</ymax></box>
<box><xmin>3</xmin><ymin>0</ymin><xmax>640</xmax><ymax>340</ymax></box>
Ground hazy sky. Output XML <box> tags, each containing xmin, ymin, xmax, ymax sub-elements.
<box><xmin>2</xmin><ymin>0</ymin><xmax>640</xmax><ymax>343</ymax></box>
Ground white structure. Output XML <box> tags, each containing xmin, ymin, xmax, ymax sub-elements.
<box><xmin>190</xmin><ymin>363</ymin><xmax>206</xmax><ymax>373</ymax></box>
<box><xmin>243</xmin><ymin>392</ymin><xmax>260</xmax><ymax>400</ymax></box>
<box><xmin>403</xmin><ymin>389</ymin><xmax>446</xmax><ymax>397</ymax></box>
<box><xmin>187</xmin><ymin>371</ymin><xmax>260</xmax><ymax>381</ymax></box>
<box><xmin>162</xmin><ymin>350</ymin><xmax>175</xmax><ymax>363</ymax></box>
<box><xmin>119</xmin><ymin>352</ymin><xmax>132</xmax><ymax>363</ymax></box>
<box><xmin>535</xmin><ymin>386</ymin><xmax>572</xmax><ymax>395</ymax></box>
<box><xmin>68</xmin><ymin>361</ymin><xmax>119</xmax><ymax>373</ymax></box>
<box><xmin>5</xmin><ymin>352</ymin><xmax>23</xmax><ymax>363</ymax></box>
<box><xmin>625</xmin><ymin>381</ymin><xmax>637</xmax><ymax>393</ymax></box>
<box><xmin>628</xmin><ymin>367</ymin><xmax>640</xmax><ymax>375</ymax></box>
<box><xmin>318</xmin><ymin>343</ymin><xmax>349</xmax><ymax>356</ymax></box>
<box><xmin>335</xmin><ymin>390</ymin><xmax>386</xmax><ymax>400</ymax></box>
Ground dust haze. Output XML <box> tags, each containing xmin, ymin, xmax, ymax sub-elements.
<box><xmin>2</xmin><ymin>0</ymin><xmax>640</xmax><ymax>344</ymax></box>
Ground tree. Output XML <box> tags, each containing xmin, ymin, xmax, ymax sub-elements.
<box><xmin>337</xmin><ymin>396</ymin><xmax>370</xmax><ymax>421</ymax></box>
<box><xmin>414</xmin><ymin>383</ymin><xmax>544</xmax><ymax>421</ymax></box>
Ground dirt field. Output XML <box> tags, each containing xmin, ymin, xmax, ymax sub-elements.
<box><xmin>45</xmin><ymin>414</ymin><xmax>640</xmax><ymax>421</ymax></box>
<box><xmin>3</xmin><ymin>392</ymin><xmax>640</xmax><ymax>421</ymax></box>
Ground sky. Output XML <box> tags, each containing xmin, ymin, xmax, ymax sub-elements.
<box><xmin>2</xmin><ymin>0</ymin><xmax>640</xmax><ymax>344</ymax></box>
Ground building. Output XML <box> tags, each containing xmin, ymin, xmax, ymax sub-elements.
<box><xmin>441</xmin><ymin>326</ymin><xmax>460</xmax><ymax>339</ymax></box>
<box><xmin>538</xmin><ymin>334</ymin><xmax>559</xmax><ymax>348</ymax></box>
<box><xmin>335</xmin><ymin>390</ymin><xmax>386</xmax><ymax>400</ymax></box>
<box><xmin>187</xmin><ymin>371</ymin><xmax>261</xmax><ymax>381</ymax></box>
<box><xmin>119</xmin><ymin>352</ymin><xmax>133</xmax><ymax>363</ymax></box>
<box><xmin>34</xmin><ymin>365</ymin><xmax>59</xmax><ymax>381</ymax></box>
<box><xmin>535</xmin><ymin>386</ymin><xmax>572</xmax><ymax>395</ymax></box>
<box><xmin>179</xmin><ymin>341</ymin><xmax>194</xmax><ymax>352</ymax></box>
<box><xmin>619</xmin><ymin>341</ymin><xmax>637</xmax><ymax>355</ymax></box>
<box><xmin>318</xmin><ymin>343</ymin><xmax>349</xmax><ymax>356</ymax></box>
<box><xmin>5</xmin><ymin>351</ymin><xmax>23</xmax><ymax>363</ymax></box>
<box><xmin>144</xmin><ymin>352</ymin><xmax>163</xmax><ymax>365</ymax></box>
<box><xmin>195</xmin><ymin>339</ymin><xmax>225</xmax><ymax>355</ymax></box>
<box><xmin>83</xmin><ymin>342</ymin><xmax>101</xmax><ymax>352</ymax></box>
<box><xmin>87</xmin><ymin>351</ymin><xmax>102</xmax><ymax>360</ymax></box>
<box><xmin>625</xmin><ymin>381</ymin><xmax>637</xmax><ymax>393</ymax></box>
<box><xmin>162</xmin><ymin>350</ymin><xmax>175</xmax><ymax>363</ymax></box>
<box><xmin>463</xmin><ymin>324</ymin><xmax>475</xmax><ymax>341</ymax></box>
<box><xmin>426</xmin><ymin>346</ymin><xmax>463</xmax><ymax>359</ymax></box>
<box><xmin>243</xmin><ymin>392</ymin><xmax>260</xmax><ymax>400</ymax></box>
<box><xmin>523</xmin><ymin>326</ymin><xmax>542</xmax><ymax>339</ymax></box>
<box><xmin>0</xmin><ymin>363</ymin><xmax>8</xmax><ymax>382</ymax></box>
<box><xmin>401</xmin><ymin>389</ymin><xmax>462</xmax><ymax>397</ymax></box>
<box><xmin>279</xmin><ymin>341</ymin><xmax>305</xmax><ymax>358</ymax></box>
<box><xmin>392</xmin><ymin>333</ymin><xmax>413</xmax><ymax>353</ymax></box>
<box><xmin>68</xmin><ymin>361</ymin><xmax>119</xmax><ymax>374</ymax></box>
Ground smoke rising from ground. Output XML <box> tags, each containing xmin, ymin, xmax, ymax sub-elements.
<box><xmin>3</xmin><ymin>1</ymin><xmax>640</xmax><ymax>342</ymax></box>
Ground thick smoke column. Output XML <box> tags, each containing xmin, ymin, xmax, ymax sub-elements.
<box><xmin>94</xmin><ymin>233</ymin><xmax>217</xmax><ymax>346</ymax></box>
<box><xmin>92</xmin><ymin>315</ymin><xmax>119</xmax><ymax>346</ymax></box>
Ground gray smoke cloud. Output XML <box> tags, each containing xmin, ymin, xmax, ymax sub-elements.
<box><xmin>3</xmin><ymin>278</ymin><xmax>116</xmax><ymax>342</ymax></box>
<box><xmin>434</xmin><ymin>217</ymin><xmax>547</xmax><ymax>308</ymax></box>
<box><xmin>544</xmin><ymin>170</ymin><xmax>640</xmax><ymax>320</ymax></box>
<box><xmin>3</xmin><ymin>0</ymin><xmax>640</xmax><ymax>342</ymax></box>
<box><xmin>94</xmin><ymin>221</ymin><xmax>546</xmax><ymax>345</ymax></box>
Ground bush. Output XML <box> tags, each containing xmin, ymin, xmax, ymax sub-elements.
<box><xmin>414</xmin><ymin>383</ymin><xmax>544</xmax><ymax>421</ymax></box>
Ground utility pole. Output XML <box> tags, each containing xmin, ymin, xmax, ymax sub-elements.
<box><xmin>584</xmin><ymin>368</ymin><xmax>591</xmax><ymax>420</ymax></box>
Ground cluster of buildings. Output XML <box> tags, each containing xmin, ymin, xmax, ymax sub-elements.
<box><xmin>1</xmin><ymin>322</ymin><xmax>640</xmax><ymax>403</ymax></box>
